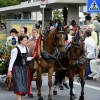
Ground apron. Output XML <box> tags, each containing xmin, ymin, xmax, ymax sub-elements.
<box><xmin>12</xmin><ymin>46</ymin><xmax>29</xmax><ymax>95</ymax></box>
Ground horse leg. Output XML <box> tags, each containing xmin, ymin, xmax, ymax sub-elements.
<box><xmin>48</xmin><ymin>67</ymin><xmax>54</xmax><ymax>100</ymax></box>
<box><xmin>53</xmin><ymin>85</ymin><xmax>57</xmax><ymax>95</ymax></box>
<box><xmin>53</xmin><ymin>71</ymin><xmax>59</xmax><ymax>95</ymax></box>
<box><xmin>37</xmin><ymin>66</ymin><xmax>43</xmax><ymax>100</ymax></box>
<box><xmin>69</xmin><ymin>77</ymin><xmax>76</xmax><ymax>99</ymax></box>
<box><xmin>79</xmin><ymin>76</ymin><xmax>85</xmax><ymax>100</ymax></box>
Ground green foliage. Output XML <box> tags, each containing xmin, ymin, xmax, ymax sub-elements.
<box><xmin>0</xmin><ymin>41</ymin><xmax>14</xmax><ymax>74</ymax></box>
<box><xmin>0</xmin><ymin>39</ymin><xmax>6</xmax><ymax>45</ymax></box>
<box><xmin>0</xmin><ymin>59</ymin><xmax>9</xmax><ymax>74</ymax></box>
<box><xmin>0</xmin><ymin>0</ymin><xmax>21</xmax><ymax>7</ymax></box>
<box><xmin>53</xmin><ymin>9</ymin><xmax>63</xmax><ymax>20</ymax></box>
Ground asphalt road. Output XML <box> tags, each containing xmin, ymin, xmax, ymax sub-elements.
<box><xmin>0</xmin><ymin>75</ymin><xmax>100</xmax><ymax>100</ymax></box>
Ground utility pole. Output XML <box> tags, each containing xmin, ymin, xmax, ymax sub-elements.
<box><xmin>40</xmin><ymin>0</ymin><xmax>46</xmax><ymax>30</ymax></box>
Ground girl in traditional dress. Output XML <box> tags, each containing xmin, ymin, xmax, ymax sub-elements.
<box><xmin>20</xmin><ymin>27</ymin><xmax>33</xmax><ymax>98</ymax></box>
<box><xmin>7</xmin><ymin>35</ymin><xmax>33</xmax><ymax>100</ymax></box>
<box><xmin>31</xmin><ymin>28</ymin><xmax>40</xmax><ymax>57</ymax></box>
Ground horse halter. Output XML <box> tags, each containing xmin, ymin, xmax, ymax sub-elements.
<box><xmin>68</xmin><ymin>44</ymin><xmax>84</xmax><ymax>66</ymax></box>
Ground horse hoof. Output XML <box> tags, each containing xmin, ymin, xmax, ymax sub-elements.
<box><xmin>70</xmin><ymin>94</ymin><xmax>77</xmax><ymax>100</ymax></box>
<box><xmin>70</xmin><ymin>96</ymin><xmax>74</xmax><ymax>100</ymax></box>
<box><xmin>73</xmin><ymin>94</ymin><xmax>77</xmax><ymax>98</ymax></box>
<box><xmin>53</xmin><ymin>90</ymin><xmax>57</xmax><ymax>95</ymax></box>
<box><xmin>38</xmin><ymin>96</ymin><xmax>43</xmax><ymax>100</ymax></box>
<box><xmin>48</xmin><ymin>97</ymin><xmax>52</xmax><ymax>100</ymax></box>
<box><xmin>79</xmin><ymin>96</ymin><xmax>84</xmax><ymax>100</ymax></box>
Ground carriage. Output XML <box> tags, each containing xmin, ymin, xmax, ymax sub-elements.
<box><xmin>0</xmin><ymin>25</ymin><xmax>86</xmax><ymax>100</ymax></box>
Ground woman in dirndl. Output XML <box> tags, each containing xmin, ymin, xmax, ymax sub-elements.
<box><xmin>7</xmin><ymin>35</ymin><xmax>33</xmax><ymax>100</ymax></box>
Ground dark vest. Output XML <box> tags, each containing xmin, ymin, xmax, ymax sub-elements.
<box><xmin>14</xmin><ymin>46</ymin><xmax>28</xmax><ymax>66</ymax></box>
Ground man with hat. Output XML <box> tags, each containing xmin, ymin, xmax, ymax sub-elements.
<box><xmin>6</xmin><ymin>28</ymin><xmax>19</xmax><ymax>45</ymax></box>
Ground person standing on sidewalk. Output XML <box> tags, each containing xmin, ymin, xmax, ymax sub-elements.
<box><xmin>84</xmin><ymin>30</ymin><xmax>96</xmax><ymax>80</ymax></box>
<box><xmin>88</xmin><ymin>24</ymin><xmax>98</xmax><ymax>56</ymax></box>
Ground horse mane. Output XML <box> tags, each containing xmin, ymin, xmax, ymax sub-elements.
<box><xmin>47</xmin><ymin>28</ymin><xmax>56</xmax><ymax>37</ymax></box>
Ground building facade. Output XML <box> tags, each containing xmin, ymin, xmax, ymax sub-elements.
<box><xmin>0</xmin><ymin>0</ymin><xmax>87</xmax><ymax>25</ymax></box>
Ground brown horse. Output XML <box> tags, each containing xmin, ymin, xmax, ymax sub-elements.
<box><xmin>26</xmin><ymin>39</ymin><xmax>37</xmax><ymax>81</ymax></box>
<box><xmin>67</xmin><ymin>41</ymin><xmax>86</xmax><ymax>100</ymax></box>
<box><xmin>27</xmin><ymin>27</ymin><xmax>67</xmax><ymax>100</ymax></box>
<box><xmin>54</xmin><ymin>39</ymin><xmax>87</xmax><ymax>100</ymax></box>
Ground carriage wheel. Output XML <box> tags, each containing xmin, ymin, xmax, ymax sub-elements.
<box><xmin>5</xmin><ymin>77</ymin><xmax>12</xmax><ymax>91</ymax></box>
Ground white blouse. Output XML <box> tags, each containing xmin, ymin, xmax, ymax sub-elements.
<box><xmin>84</xmin><ymin>37</ymin><xmax>96</xmax><ymax>58</ymax></box>
<box><xmin>8</xmin><ymin>45</ymin><xmax>33</xmax><ymax>71</ymax></box>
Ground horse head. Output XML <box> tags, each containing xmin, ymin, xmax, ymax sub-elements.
<box><xmin>67</xmin><ymin>42</ymin><xmax>84</xmax><ymax>66</ymax></box>
<box><xmin>52</xmin><ymin>26</ymin><xmax>68</xmax><ymax>52</ymax></box>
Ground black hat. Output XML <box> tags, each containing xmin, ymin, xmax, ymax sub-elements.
<box><xmin>10</xmin><ymin>28</ymin><xmax>19</xmax><ymax>34</ymax></box>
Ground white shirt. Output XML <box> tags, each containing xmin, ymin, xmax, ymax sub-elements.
<box><xmin>8</xmin><ymin>45</ymin><xmax>32</xmax><ymax>71</ymax></box>
<box><xmin>68</xmin><ymin>34</ymin><xmax>72</xmax><ymax>42</ymax></box>
<box><xmin>84</xmin><ymin>36</ymin><xmax>96</xmax><ymax>58</ymax></box>
<box><xmin>93</xmin><ymin>20</ymin><xmax>100</xmax><ymax>32</ymax></box>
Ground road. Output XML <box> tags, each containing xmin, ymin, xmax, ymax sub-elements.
<box><xmin>0</xmin><ymin>75</ymin><xmax>100</xmax><ymax>100</ymax></box>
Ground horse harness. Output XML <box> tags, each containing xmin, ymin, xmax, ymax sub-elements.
<box><xmin>67</xmin><ymin>43</ymin><xmax>86</xmax><ymax>67</ymax></box>
<box><xmin>41</xmin><ymin>28</ymin><xmax>65</xmax><ymax>60</ymax></box>
<box><xmin>41</xmin><ymin>27</ymin><xmax>67</xmax><ymax>70</ymax></box>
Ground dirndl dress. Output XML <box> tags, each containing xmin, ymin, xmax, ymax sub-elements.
<box><xmin>12</xmin><ymin>46</ymin><xmax>30</xmax><ymax>95</ymax></box>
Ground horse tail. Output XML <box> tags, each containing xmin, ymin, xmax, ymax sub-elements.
<box><xmin>54</xmin><ymin>70</ymin><xmax>66</xmax><ymax>86</ymax></box>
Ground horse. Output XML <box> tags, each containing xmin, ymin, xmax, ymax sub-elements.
<box><xmin>27</xmin><ymin>27</ymin><xmax>67</xmax><ymax>100</ymax></box>
<box><xmin>54</xmin><ymin>38</ymin><xmax>87</xmax><ymax>100</ymax></box>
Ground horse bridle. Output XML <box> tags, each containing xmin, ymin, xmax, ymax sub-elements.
<box><xmin>52</xmin><ymin>30</ymin><xmax>66</xmax><ymax>47</ymax></box>
<box><xmin>68</xmin><ymin>44</ymin><xmax>84</xmax><ymax>66</ymax></box>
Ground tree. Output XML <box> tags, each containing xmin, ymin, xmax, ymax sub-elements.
<box><xmin>0</xmin><ymin>0</ymin><xmax>21</xmax><ymax>7</ymax></box>
<box><xmin>53</xmin><ymin>9</ymin><xmax>63</xmax><ymax>20</ymax></box>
